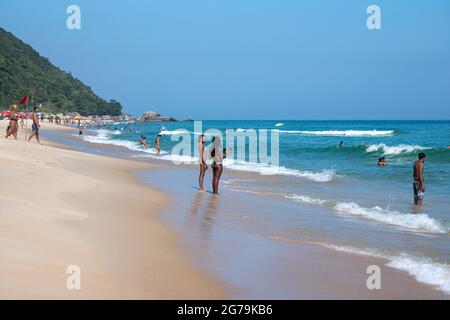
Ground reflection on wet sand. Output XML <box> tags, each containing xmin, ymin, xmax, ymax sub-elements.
<box><xmin>190</xmin><ymin>191</ymin><xmax>203</xmax><ymax>218</ymax></box>
<box><xmin>188</xmin><ymin>191</ymin><xmax>220</xmax><ymax>239</ymax></box>
<box><xmin>202</xmin><ymin>195</ymin><xmax>219</xmax><ymax>237</ymax></box>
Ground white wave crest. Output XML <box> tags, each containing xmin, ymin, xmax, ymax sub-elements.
<box><xmin>82</xmin><ymin>130</ymin><xmax>168</xmax><ymax>155</ymax></box>
<box><xmin>334</xmin><ymin>202</ymin><xmax>448</xmax><ymax>233</ymax></box>
<box><xmin>365</xmin><ymin>143</ymin><xmax>431</xmax><ymax>155</ymax></box>
<box><xmin>280</xmin><ymin>130</ymin><xmax>395</xmax><ymax>137</ymax></box>
<box><xmin>223</xmin><ymin>159</ymin><xmax>336</xmax><ymax>182</ymax></box>
<box><xmin>159</xmin><ymin>129</ymin><xmax>191</xmax><ymax>135</ymax></box>
<box><xmin>325</xmin><ymin>245</ymin><xmax>450</xmax><ymax>294</ymax></box>
<box><xmin>274</xmin><ymin>123</ymin><xmax>284</xmax><ymax>127</ymax></box>
<box><xmin>324</xmin><ymin>245</ymin><xmax>389</xmax><ymax>259</ymax></box>
<box><xmin>387</xmin><ymin>254</ymin><xmax>450</xmax><ymax>294</ymax></box>
<box><xmin>284</xmin><ymin>194</ymin><xmax>330</xmax><ymax>205</ymax></box>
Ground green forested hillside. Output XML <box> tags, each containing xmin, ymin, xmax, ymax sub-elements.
<box><xmin>0</xmin><ymin>27</ymin><xmax>122</xmax><ymax>116</ymax></box>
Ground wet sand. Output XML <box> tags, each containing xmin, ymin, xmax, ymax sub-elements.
<box><xmin>141</xmin><ymin>166</ymin><xmax>448</xmax><ymax>299</ymax></box>
<box><xmin>0</xmin><ymin>120</ymin><xmax>224</xmax><ymax>299</ymax></box>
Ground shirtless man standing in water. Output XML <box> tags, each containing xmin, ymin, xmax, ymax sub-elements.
<box><xmin>413</xmin><ymin>153</ymin><xmax>426</xmax><ymax>207</ymax></box>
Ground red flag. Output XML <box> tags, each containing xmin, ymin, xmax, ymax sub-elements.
<box><xmin>18</xmin><ymin>95</ymin><xmax>29</xmax><ymax>105</ymax></box>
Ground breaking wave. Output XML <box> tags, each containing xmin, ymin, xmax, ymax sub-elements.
<box><xmin>365</xmin><ymin>143</ymin><xmax>431</xmax><ymax>156</ymax></box>
<box><xmin>279</xmin><ymin>129</ymin><xmax>395</xmax><ymax>137</ymax></box>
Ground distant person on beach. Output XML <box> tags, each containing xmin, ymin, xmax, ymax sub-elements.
<box><xmin>139</xmin><ymin>135</ymin><xmax>148</xmax><ymax>149</ymax></box>
<box><xmin>155</xmin><ymin>134</ymin><xmax>161</xmax><ymax>154</ymax></box>
<box><xmin>79</xmin><ymin>126</ymin><xmax>83</xmax><ymax>137</ymax></box>
<box><xmin>198</xmin><ymin>134</ymin><xmax>208</xmax><ymax>192</ymax></box>
<box><xmin>27</xmin><ymin>107</ymin><xmax>41</xmax><ymax>144</ymax></box>
<box><xmin>5</xmin><ymin>105</ymin><xmax>19</xmax><ymax>140</ymax></box>
<box><xmin>210</xmin><ymin>136</ymin><xmax>224</xmax><ymax>194</ymax></box>
<box><xmin>339</xmin><ymin>140</ymin><xmax>344</xmax><ymax>147</ymax></box>
<box><xmin>413</xmin><ymin>153</ymin><xmax>426</xmax><ymax>207</ymax></box>
<box><xmin>378</xmin><ymin>156</ymin><xmax>387</xmax><ymax>167</ymax></box>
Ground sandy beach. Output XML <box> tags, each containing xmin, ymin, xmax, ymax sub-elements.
<box><xmin>0</xmin><ymin>120</ymin><xmax>224</xmax><ymax>299</ymax></box>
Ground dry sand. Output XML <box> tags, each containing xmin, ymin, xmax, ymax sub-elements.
<box><xmin>0</xmin><ymin>120</ymin><xmax>224</xmax><ymax>299</ymax></box>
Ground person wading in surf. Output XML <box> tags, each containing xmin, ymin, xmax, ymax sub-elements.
<box><xmin>413</xmin><ymin>153</ymin><xmax>426</xmax><ymax>207</ymax></box>
<box><xmin>155</xmin><ymin>134</ymin><xmax>161</xmax><ymax>154</ymax></box>
<box><xmin>198</xmin><ymin>134</ymin><xmax>208</xmax><ymax>192</ymax></box>
<box><xmin>210</xmin><ymin>136</ymin><xmax>223</xmax><ymax>194</ymax></box>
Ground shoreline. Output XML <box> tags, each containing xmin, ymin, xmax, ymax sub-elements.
<box><xmin>51</xmin><ymin>125</ymin><xmax>449</xmax><ymax>298</ymax></box>
<box><xmin>2</xmin><ymin>120</ymin><xmax>448</xmax><ymax>299</ymax></box>
<box><xmin>141</xmin><ymin>166</ymin><xmax>448</xmax><ymax>299</ymax></box>
<box><xmin>0</xmin><ymin>120</ymin><xmax>225</xmax><ymax>299</ymax></box>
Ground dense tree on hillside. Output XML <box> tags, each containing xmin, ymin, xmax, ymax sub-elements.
<box><xmin>0</xmin><ymin>27</ymin><xmax>122</xmax><ymax>116</ymax></box>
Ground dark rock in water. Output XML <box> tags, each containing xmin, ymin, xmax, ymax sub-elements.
<box><xmin>139</xmin><ymin>111</ymin><xmax>177</xmax><ymax>122</ymax></box>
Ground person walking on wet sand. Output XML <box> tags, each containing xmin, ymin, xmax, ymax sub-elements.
<box><xmin>28</xmin><ymin>107</ymin><xmax>41</xmax><ymax>144</ymax></box>
<box><xmin>198</xmin><ymin>134</ymin><xmax>208</xmax><ymax>192</ymax></box>
<box><xmin>210</xmin><ymin>136</ymin><xmax>224</xmax><ymax>194</ymax></box>
<box><xmin>413</xmin><ymin>153</ymin><xmax>426</xmax><ymax>207</ymax></box>
<box><xmin>5</xmin><ymin>105</ymin><xmax>19</xmax><ymax>140</ymax></box>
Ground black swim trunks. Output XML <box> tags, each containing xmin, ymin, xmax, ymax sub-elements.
<box><xmin>32</xmin><ymin>123</ymin><xmax>39</xmax><ymax>132</ymax></box>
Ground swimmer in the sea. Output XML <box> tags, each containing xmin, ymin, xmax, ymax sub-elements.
<box><xmin>139</xmin><ymin>135</ymin><xmax>148</xmax><ymax>149</ymax></box>
<box><xmin>378</xmin><ymin>156</ymin><xmax>387</xmax><ymax>167</ymax></box>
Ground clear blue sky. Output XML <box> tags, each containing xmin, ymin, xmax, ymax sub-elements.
<box><xmin>1</xmin><ymin>0</ymin><xmax>449</xmax><ymax>119</ymax></box>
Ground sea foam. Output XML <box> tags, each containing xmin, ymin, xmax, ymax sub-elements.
<box><xmin>223</xmin><ymin>160</ymin><xmax>336</xmax><ymax>182</ymax></box>
<box><xmin>325</xmin><ymin>245</ymin><xmax>450</xmax><ymax>294</ymax></box>
<box><xmin>365</xmin><ymin>143</ymin><xmax>431</xmax><ymax>156</ymax></box>
<box><xmin>333</xmin><ymin>202</ymin><xmax>447</xmax><ymax>233</ymax></box>
<box><xmin>82</xmin><ymin>130</ymin><xmax>168</xmax><ymax>155</ymax></box>
<box><xmin>284</xmin><ymin>192</ymin><xmax>447</xmax><ymax>234</ymax></box>
<box><xmin>84</xmin><ymin>130</ymin><xmax>335</xmax><ymax>182</ymax></box>
<box><xmin>279</xmin><ymin>129</ymin><xmax>395</xmax><ymax>137</ymax></box>
<box><xmin>387</xmin><ymin>254</ymin><xmax>450</xmax><ymax>294</ymax></box>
